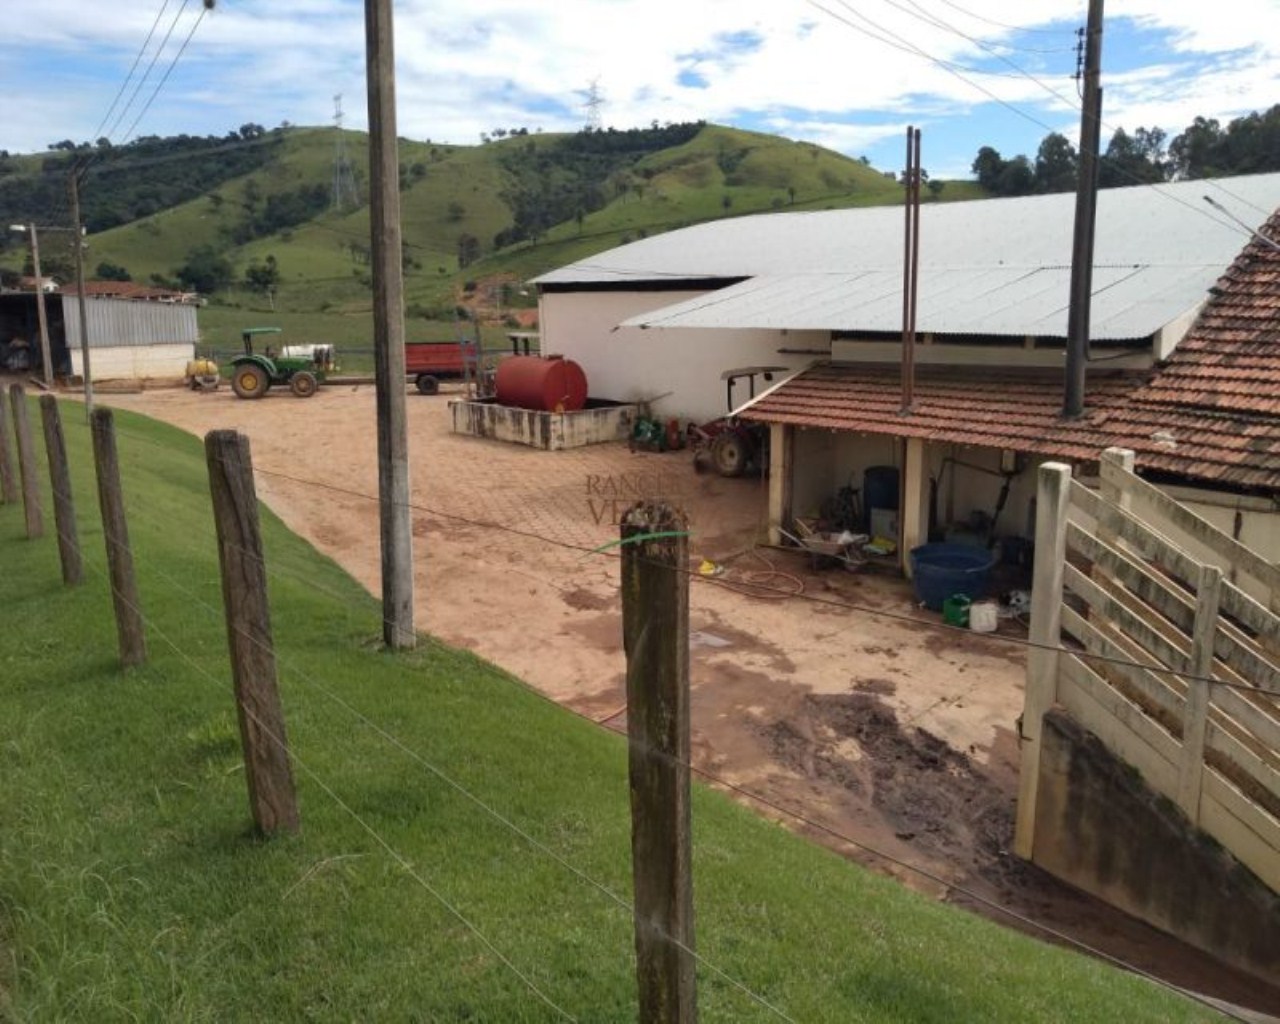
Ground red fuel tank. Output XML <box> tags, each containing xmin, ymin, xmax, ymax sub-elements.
<box><xmin>495</xmin><ymin>355</ymin><xmax>588</xmax><ymax>412</ymax></box>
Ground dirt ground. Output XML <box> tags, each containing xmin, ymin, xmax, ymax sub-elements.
<box><xmin>103</xmin><ymin>381</ymin><xmax>1278</xmax><ymax>1016</ymax></box>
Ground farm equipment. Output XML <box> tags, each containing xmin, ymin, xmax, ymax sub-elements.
<box><xmin>688</xmin><ymin>366</ymin><xmax>786</xmax><ymax>477</ymax></box>
<box><xmin>405</xmin><ymin>339</ymin><xmax>474</xmax><ymax>395</ymax></box>
<box><xmin>229</xmin><ymin>327</ymin><xmax>335</xmax><ymax>400</ymax></box>
<box><xmin>184</xmin><ymin>357</ymin><xmax>220</xmax><ymax>391</ymax></box>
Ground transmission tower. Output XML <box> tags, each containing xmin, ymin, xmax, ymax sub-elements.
<box><xmin>582</xmin><ymin>78</ymin><xmax>605</xmax><ymax>131</ymax></box>
<box><xmin>332</xmin><ymin>94</ymin><xmax>360</xmax><ymax>210</ymax></box>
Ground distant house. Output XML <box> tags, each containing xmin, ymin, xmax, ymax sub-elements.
<box><xmin>14</xmin><ymin>275</ymin><xmax>59</xmax><ymax>294</ymax></box>
<box><xmin>534</xmin><ymin>173</ymin><xmax>1280</xmax><ymax>566</ymax></box>
<box><xmin>62</xmin><ymin>281</ymin><xmax>201</xmax><ymax>305</ymax></box>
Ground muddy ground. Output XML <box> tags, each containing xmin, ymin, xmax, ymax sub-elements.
<box><xmin>101</xmin><ymin>381</ymin><xmax>1278</xmax><ymax>1015</ymax></box>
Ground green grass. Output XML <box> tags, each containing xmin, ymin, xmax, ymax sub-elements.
<box><xmin>0</xmin><ymin>397</ymin><xmax>1219</xmax><ymax>1021</ymax></box>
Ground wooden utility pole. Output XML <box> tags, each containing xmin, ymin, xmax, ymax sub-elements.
<box><xmin>620</xmin><ymin>500</ymin><xmax>697</xmax><ymax>1024</ymax></box>
<box><xmin>90</xmin><ymin>408</ymin><xmax>147</xmax><ymax>667</ymax></box>
<box><xmin>39</xmin><ymin>396</ymin><xmax>82</xmax><ymax>585</ymax></box>
<box><xmin>364</xmin><ymin>0</ymin><xmax>416</xmax><ymax>649</ymax></box>
<box><xmin>0</xmin><ymin>387</ymin><xmax>18</xmax><ymax>505</ymax></box>
<box><xmin>9</xmin><ymin>385</ymin><xmax>44</xmax><ymax>539</ymax></box>
<box><xmin>205</xmin><ymin>429</ymin><xmax>300</xmax><ymax>835</ymax></box>
<box><xmin>68</xmin><ymin>171</ymin><xmax>94</xmax><ymax>416</ymax></box>
<box><xmin>26</xmin><ymin>226</ymin><xmax>55</xmax><ymax>388</ymax></box>
<box><xmin>1063</xmin><ymin>0</ymin><xmax>1105</xmax><ymax>418</ymax></box>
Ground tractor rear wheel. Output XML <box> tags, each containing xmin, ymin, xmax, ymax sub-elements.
<box><xmin>415</xmin><ymin>374</ymin><xmax>439</xmax><ymax>395</ymax></box>
<box><xmin>232</xmin><ymin>364</ymin><xmax>268</xmax><ymax>400</ymax></box>
<box><xmin>290</xmin><ymin>371</ymin><xmax>318</xmax><ymax>398</ymax></box>
<box><xmin>710</xmin><ymin>431</ymin><xmax>750</xmax><ymax>477</ymax></box>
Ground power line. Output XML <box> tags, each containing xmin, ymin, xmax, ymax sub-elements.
<box><xmin>120</xmin><ymin>3</ymin><xmax>211</xmax><ymax>146</ymax></box>
<box><xmin>88</xmin><ymin>0</ymin><xmax>174</xmax><ymax>145</ymax></box>
<box><xmin>103</xmin><ymin>0</ymin><xmax>191</xmax><ymax>144</ymax></box>
<box><xmin>930</xmin><ymin>0</ymin><xmax>1078</xmax><ymax>35</ymax></box>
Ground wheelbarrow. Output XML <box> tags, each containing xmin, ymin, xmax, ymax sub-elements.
<box><xmin>780</xmin><ymin>522</ymin><xmax>868</xmax><ymax>571</ymax></box>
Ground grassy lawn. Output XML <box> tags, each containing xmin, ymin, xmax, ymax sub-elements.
<box><xmin>0</xmin><ymin>396</ymin><xmax>1221</xmax><ymax>1022</ymax></box>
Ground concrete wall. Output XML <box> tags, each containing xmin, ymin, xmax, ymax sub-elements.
<box><xmin>449</xmin><ymin>398</ymin><xmax>635</xmax><ymax>451</ymax></box>
<box><xmin>1033</xmin><ymin>709</ymin><xmax>1279</xmax><ymax>985</ymax></box>
<box><xmin>538</xmin><ymin>288</ymin><xmax>828</xmax><ymax>423</ymax></box>
<box><xmin>69</xmin><ymin>343</ymin><xmax>194</xmax><ymax>381</ymax></box>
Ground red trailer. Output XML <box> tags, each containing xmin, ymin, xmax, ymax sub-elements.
<box><xmin>405</xmin><ymin>341</ymin><xmax>471</xmax><ymax>394</ymax></box>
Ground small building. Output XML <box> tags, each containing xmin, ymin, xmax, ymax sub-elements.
<box><xmin>0</xmin><ymin>292</ymin><xmax>198</xmax><ymax>381</ymax></box>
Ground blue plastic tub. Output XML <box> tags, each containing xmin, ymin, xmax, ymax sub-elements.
<box><xmin>910</xmin><ymin>543</ymin><xmax>998</xmax><ymax>611</ymax></box>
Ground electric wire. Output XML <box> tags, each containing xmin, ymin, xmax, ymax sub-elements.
<box><xmin>119</xmin><ymin>3</ymin><xmax>211</xmax><ymax>146</ymax></box>
<box><xmin>929</xmin><ymin>0</ymin><xmax>1076</xmax><ymax>36</ymax></box>
<box><xmin>103</xmin><ymin>0</ymin><xmax>191</xmax><ymax>145</ymax></box>
<box><xmin>88</xmin><ymin>0</ymin><xmax>174</xmax><ymax>145</ymax></box>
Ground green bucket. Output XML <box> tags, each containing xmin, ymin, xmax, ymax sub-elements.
<box><xmin>942</xmin><ymin>594</ymin><xmax>971</xmax><ymax>627</ymax></box>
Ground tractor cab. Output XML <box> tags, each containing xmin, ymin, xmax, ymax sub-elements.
<box><xmin>229</xmin><ymin>327</ymin><xmax>335</xmax><ymax>400</ymax></box>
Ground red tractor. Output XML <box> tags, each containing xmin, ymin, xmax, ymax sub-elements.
<box><xmin>688</xmin><ymin>366</ymin><xmax>786</xmax><ymax>477</ymax></box>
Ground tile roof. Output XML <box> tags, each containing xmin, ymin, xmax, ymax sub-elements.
<box><xmin>740</xmin><ymin>208</ymin><xmax>1280</xmax><ymax>495</ymax></box>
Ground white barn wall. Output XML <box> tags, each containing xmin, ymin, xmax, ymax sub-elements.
<box><xmin>539</xmin><ymin>289</ymin><xmax>829</xmax><ymax>422</ymax></box>
<box><xmin>69</xmin><ymin>344</ymin><xmax>193</xmax><ymax>380</ymax></box>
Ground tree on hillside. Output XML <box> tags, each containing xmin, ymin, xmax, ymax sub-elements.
<box><xmin>244</xmin><ymin>254</ymin><xmax>279</xmax><ymax>294</ymax></box>
<box><xmin>1099</xmin><ymin>127</ymin><xmax>1167</xmax><ymax>188</ymax></box>
<box><xmin>175</xmin><ymin>246</ymin><xmax>233</xmax><ymax>294</ymax></box>
<box><xmin>1034</xmin><ymin>133</ymin><xmax>1077</xmax><ymax>193</ymax></box>
<box><xmin>457</xmin><ymin>233</ymin><xmax>481</xmax><ymax>269</ymax></box>
<box><xmin>95</xmin><ymin>261</ymin><xmax>131</xmax><ymax>281</ymax></box>
<box><xmin>1169</xmin><ymin>116</ymin><xmax>1225</xmax><ymax>179</ymax></box>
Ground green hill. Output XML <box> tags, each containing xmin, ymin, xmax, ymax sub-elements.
<box><xmin>1</xmin><ymin>123</ymin><xmax>980</xmax><ymax>324</ymax></box>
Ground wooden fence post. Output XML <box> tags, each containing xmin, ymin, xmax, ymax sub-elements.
<box><xmin>1014</xmin><ymin>462</ymin><xmax>1073</xmax><ymax>860</ymax></box>
<box><xmin>90</xmin><ymin>408</ymin><xmax>147</xmax><ymax>667</ymax></box>
<box><xmin>39</xmin><ymin>396</ymin><xmax>83</xmax><ymax>585</ymax></box>
<box><xmin>9</xmin><ymin>384</ymin><xmax>43</xmax><ymax>539</ymax></box>
<box><xmin>0</xmin><ymin>387</ymin><xmax>17</xmax><ymax>505</ymax></box>
<box><xmin>1176</xmin><ymin>563</ymin><xmax>1223</xmax><ymax>823</ymax></box>
<box><xmin>205</xmin><ymin>429</ymin><xmax>299</xmax><ymax>836</ymax></box>
<box><xmin>620</xmin><ymin>500</ymin><xmax>696</xmax><ymax>1024</ymax></box>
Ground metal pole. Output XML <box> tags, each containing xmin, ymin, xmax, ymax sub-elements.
<box><xmin>900</xmin><ymin>127</ymin><xmax>920</xmax><ymax>414</ymax></box>
<box><xmin>364</xmin><ymin>0</ymin><xmax>416</xmax><ymax>649</ymax></box>
<box><xmin>1064</xmin><ymin>0</ymin><xmax>1105</xmax><ymax>418</ymax></box>
<box><xmin>69</xmin><ymin>172</ymin><xmax>94</xmax><ymax>417</ymax></box>
<box><xmin>28</xmin><ymin>225</ymin><xmax>54</xmax><ymax>388</ymax></box>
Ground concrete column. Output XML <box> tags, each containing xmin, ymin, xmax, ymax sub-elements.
<box><xmin>901</xmin><ymin>436</ymin><xmax>928</xmax><ymax>575</ymax></box>
<box><xmin>767</xmin><ymin>423</ymin><xmax>794</xmax><ymax>546</ymax></box>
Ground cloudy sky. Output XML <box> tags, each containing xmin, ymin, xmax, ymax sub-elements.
<box><xmin>5</xmin><ymin>0</ymin><xmax>1278</xmax><ymax>178</ymax></box>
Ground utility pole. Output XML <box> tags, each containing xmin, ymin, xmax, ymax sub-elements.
<box><xmin>69</xmin><ymin>170</ymin><xmax>94</xmax><ymax>416</ymax></box>
<box><xmin>364</xmin><ymin>0</ymin><xmax>416</xmax><ymax>649</ymax></box>
<box><xmin>1063</xmin><ymin>0</ymin><xmax>1104</xmax><ymax>418</ymax></box>
<box><xmin>26</xmin><ymin>225</ymin><xmax>54</xmax><ymax>388</ymax></box>
<box><xmin>900</xmin><ymin>126</ymin><xmax>921</xmax><ymax>415</ymax></box>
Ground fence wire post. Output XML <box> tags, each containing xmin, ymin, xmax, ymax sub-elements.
<box><xmin>9</xmin><ymin>384</ymin><xmax>43</xmax><ymax>539</ymax></box>
<box><xmin>0</xmin><ymin>387</ymin><xmax>17</xmax><ymax>505</ymax></box>
<box><xmin>205</xmin><ymin>429</ymin><xmax>300</xmax><ymax>836</ymax></box>
<box><xmin>621</xmin><ymin>500</ymin><xmax>697</xmax><ymax>1024</ymax></box>
<box><xmin>39</xmin><ymin>396</ymin><xmax>82</xmax><ymax>585</ymax></box>
<box><xmin>90</xmin><ymin>407</ymin><xmax>147</xmax><ymax>667</ymax></box>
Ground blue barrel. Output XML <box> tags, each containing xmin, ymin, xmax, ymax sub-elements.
<box><xmin>863</xmin><ymin>465</ymin><xmax>900</xmax><ymax>531</ymax></box>
<box><xmin>910</xmin><ymin>543</ymin><xmax>998</xmax><ymax>611</ymax></box>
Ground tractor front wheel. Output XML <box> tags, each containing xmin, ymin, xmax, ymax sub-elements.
<box><xmin>291</xmin><ymin>371</ymin><xmax>318</xmax><ymax>398</ymax></box>
<box><xmin>711</xmin><ymin>431</ymin><xmax>750</xmax><ymax>477</ymax></box>
<box><xmin>232</xmin><ymin>364</ymin><xmax>268</xmax><ymax>400</ymax></box>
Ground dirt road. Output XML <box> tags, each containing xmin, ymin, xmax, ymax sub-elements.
<box><xmin>104</xmin><ymin>382</ymin><xmax>1278</xmax><ymax>1014</ymax></box>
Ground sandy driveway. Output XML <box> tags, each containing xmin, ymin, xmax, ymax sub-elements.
<box><xmin>102</xmin><ymin>382</ymin><xmax>1275</xmax><ymax>1012</ymax></box>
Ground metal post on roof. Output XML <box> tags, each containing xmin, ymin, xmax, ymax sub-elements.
<box><xmin>900</xmin><ymin>126</ymin><xmax>921</xmax><ymax>414</ymax></box>
<box><xmin>1064</xmin><ymin>0</ymin><xmax>1105</xmax><ymax>418</ymax></box>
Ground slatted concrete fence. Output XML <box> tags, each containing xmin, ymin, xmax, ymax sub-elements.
<box><xmin>1015</xmin><ymin>447</ymin><xmax>1280</xmax><ymax>894</ymax></box>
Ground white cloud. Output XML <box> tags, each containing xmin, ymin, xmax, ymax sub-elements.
<box><xmin>2</xmin><ymin>0</ymin><xmax>1276</xmax><ymax>178</ymax></box>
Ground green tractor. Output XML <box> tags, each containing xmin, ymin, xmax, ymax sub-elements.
<box><xmin>229</xmin><ymin>327</ymin><xmax>336</xmax><ymax>400</ymax></box>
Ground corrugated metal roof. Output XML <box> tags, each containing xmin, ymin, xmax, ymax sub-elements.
<box><xmin>615</xmin><ymin>263</ymin><xmax>1213</xmax><ymax>339</ymax></box>
<box><xmin>537</xmin><ymin>174</ymin><xmax>1280</xmax><ymax>286</ymax></box>
<box><xmin>538</xmin><ymin>174</ymin><xmax>1280</xmax><ymax>341</ymax></box>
